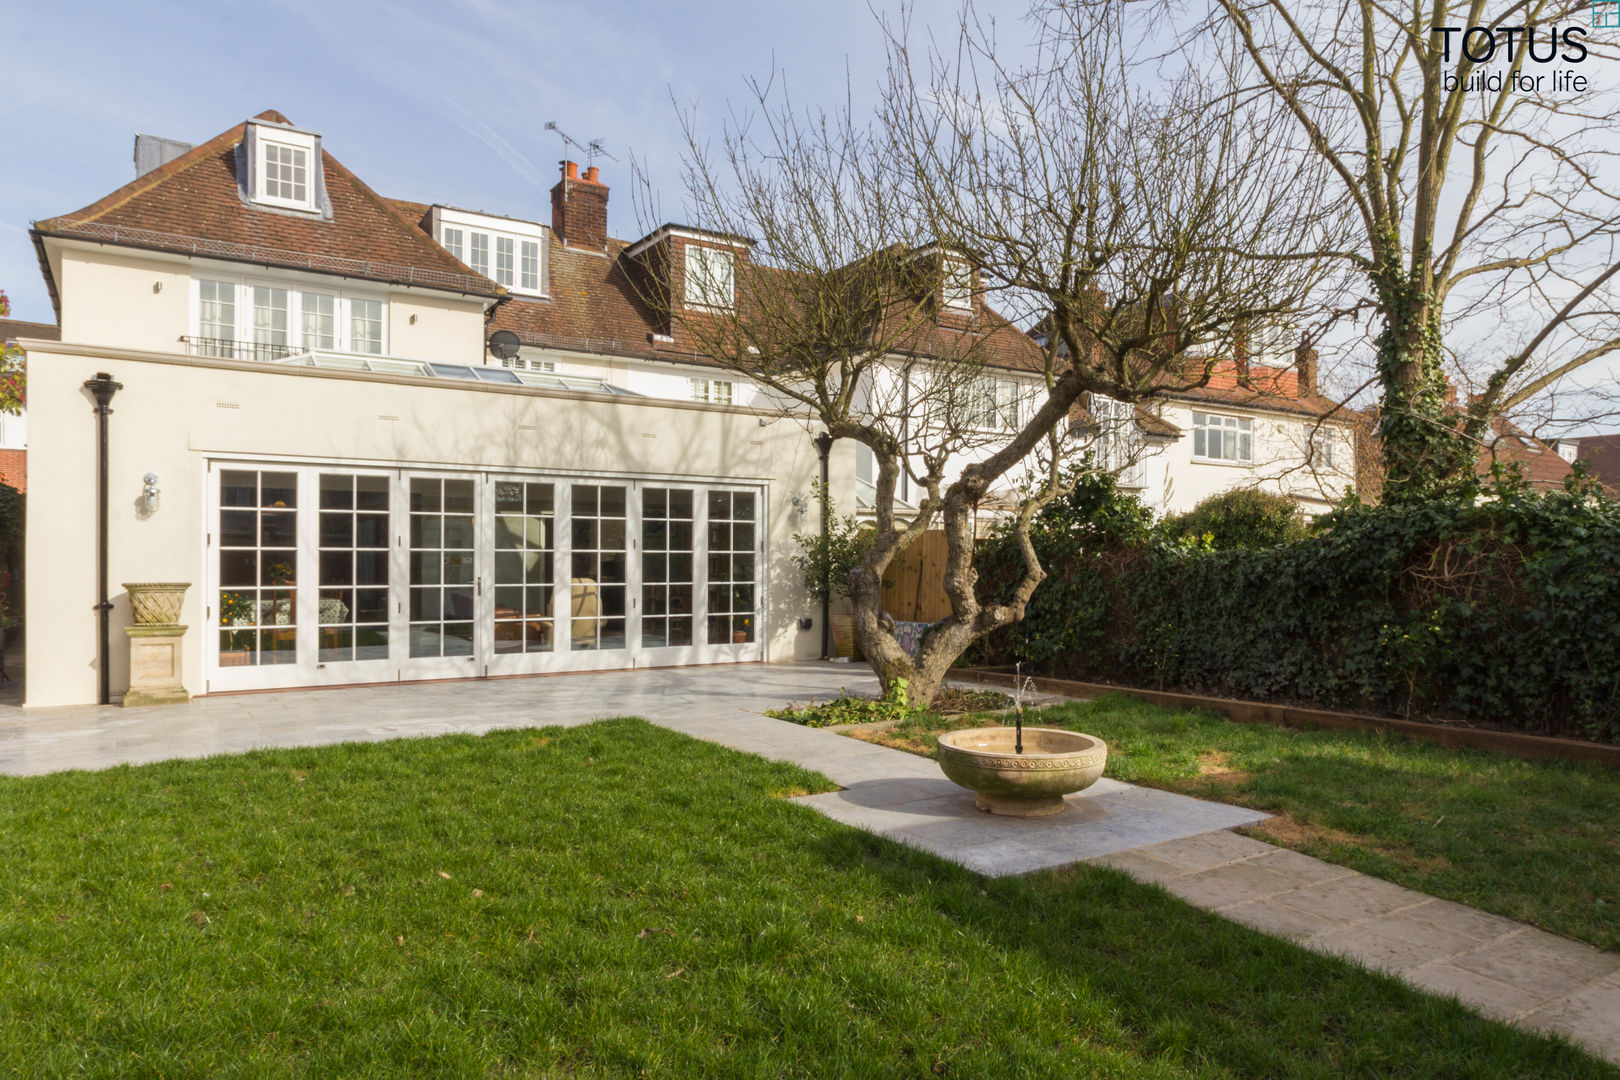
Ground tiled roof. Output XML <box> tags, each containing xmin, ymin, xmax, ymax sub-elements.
<box><xmin>483</xmin><ymin>235</ymin><xmax>1046</xmax><ymax>374</ymax></box>
<box><xmin>1353</xmin><ymin>407</ymin><xmax>1583</xmax><ymax>495</ymax></box>
<box><xmin>32</xmin><ymin>111</ymin><xmax>502</xmax><ymax>319</ymax></box>
<box><xmin>1154</xmin><ymin>360</ymin><xmax>1350</xmax><ymax>421</ymax></box>
<box><xmin>0</xmin><ymin>319</ymin><xmax>58</xmax><ymax>344</ymax></box>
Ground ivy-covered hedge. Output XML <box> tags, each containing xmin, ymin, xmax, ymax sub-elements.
<box><xmin>976</xmin><ymin>477</ymin><xmax>1620</xmax><ymax>743</ymax></box>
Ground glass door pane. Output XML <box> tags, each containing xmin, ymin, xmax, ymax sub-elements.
<box><xmin>493</xmin><ymin>481</ymin><xmax>555</xmax><ymax>653</ymax></box>
<box><xmin>216</xmin><ymin>469</ymin><xmax>298</xmax><ymax>666</ymax></box>
<box><xmin>410</xmin><ymin>477</ymin><xmax>477</xmax><ymax>657</ymax></box>
<box><xmin>641</xmin><ymin>488</ymin><xmax>694</xmax><ymax>648</ymax></box>
<box><xmin>706</xmin><ymin>490</ymin><xmax>756</xmax><ymax>645</ymax></box>
<box><xmin>570</xmin><ymin>484</ymin><xmax>627</xmax><ymax>651</ymax></box>
<box><xmin>318</xmin><ymin>473</ymin><xmax>391</xmax><ymax>662</ymax></box>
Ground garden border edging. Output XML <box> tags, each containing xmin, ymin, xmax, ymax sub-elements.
<box><xmin>954</xmin><ymin>668</ymin><xmax>1620</xmax><ymax>770</ymax></box>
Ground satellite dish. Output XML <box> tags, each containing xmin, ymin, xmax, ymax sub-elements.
<box><xmin>488</xmin><ymin>330</ymin><xmax>522</xmax><ymax>362</ymax></box>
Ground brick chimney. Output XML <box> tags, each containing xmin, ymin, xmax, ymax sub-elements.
<box><xmin>1294</xmin><ymin>334</ymin><xmax>1317</xmax><ymax>398</ymax></box>
<box><xmin>550</xmin><ymin>161</ymin><xmax>608</xmax><ymax>251</ymax></box>
<box><xmin>1233</xmin><ymin>326</ymin><xmax>1251</xmax><ymax>387</ymax></box>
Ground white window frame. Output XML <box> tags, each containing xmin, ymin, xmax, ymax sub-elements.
<box><xmin>684</xmin><ymin>245</ymin><xmax>736</xmax><ymax>312</ymax></box>
<box><xmin>250</xmin><ymin>125</ymin><xmax>320</xmax><ymax>213</ymax></box>
<box><xmin>190</xmin><ymin>273</ymin><xmax>389</xmax><ymax>360</ymax></box>
<box><xmin>432</xmin><ymin>208</ymin><xmax>550</xmax><ymax>297</ymax></box>
<box><xmin>689</xmin><ymin>377</ymin><xmax>734</xmax><ymax>404</ymax></box>
<box><xmin>1305</xmin><ymin>423</ymin><xmax>1336</xmax><ymax>470</ymax></box>
<box><xmin>468</xmin><ymin>232</ymin><xmax>490</xmax><ymax>277</ymax></box>
<box><xmin>943</xmin><ymin>259</ymin><xmax>973</xmax><ymax>311</ymax></box>
<box><xmin>501</xmin><ymin>355</ymin><xmax>557</xmax><ymax>373</ymax></box>
<box><xmin>1192</xmin><ymin>411</ymin><xmax>1254</xmax><ymax>464</ymax></box>
<box><xmin>966</xmin><ymin>376</ymin><xmax>1020</xmax><ymax>432</ymax></box>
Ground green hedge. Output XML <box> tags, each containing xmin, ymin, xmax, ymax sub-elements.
<box><xmin>977</xmin><ymin>477</ymin><xmax>1620</xmax><ymax>743</ymax></box>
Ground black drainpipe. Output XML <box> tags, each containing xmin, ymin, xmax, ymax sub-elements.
<box><xmin>814</xmin><ymin>431</ymin><xmax>834</xmax><ymax>659</ymax></box>
<box><xmin>85</xmin><ymin>372</ymin><xmax>122</xmax><ymax>706</ymax></box>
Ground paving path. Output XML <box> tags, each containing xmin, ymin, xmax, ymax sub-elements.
<box><xmin>3</xmin><ymin>662</ymin><xmax>1616</xmax><ymax>1064</ymax></box>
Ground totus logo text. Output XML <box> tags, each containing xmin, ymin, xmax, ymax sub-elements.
<box><xmin>1431</xmin><ymin>24</ymin><xmax>1591</xmax><ymax>92</ymax></box>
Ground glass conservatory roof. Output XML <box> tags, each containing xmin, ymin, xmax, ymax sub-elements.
<box><xmin>267</xmin><ymin>351</ymin><xmax>643</xmax><ymax>396</ymax></box>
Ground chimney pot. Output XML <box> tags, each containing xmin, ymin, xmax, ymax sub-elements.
<box><xmin>565</xmin><ymin>161</ymin><xmax>580</xmax><ymax>180</ymax></box>
<box><xmin>584</xmin><ymin>165</ymin><xmax>599</xmax><ymax>183</ymax></box>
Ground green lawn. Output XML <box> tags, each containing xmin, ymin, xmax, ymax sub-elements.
<box><xmin>1</xmin><ymin>719</ymin><xmax>1612</xmax><ymax>1078</ymax></box>
<box><xmin>855</xmin><ymin>693</ymin><xmax>1620</xmax><ymax>951</ymax></box>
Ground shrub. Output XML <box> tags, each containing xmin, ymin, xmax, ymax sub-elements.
<box><xmin>1159</xmin><ymin>488</ymin><xmax>1308</xmax><ymax>549</ymax></box>
<box><xmin>976</xmin><ymin>480</ymin><xmax>1620</xmax><ymax>743</ymax></box>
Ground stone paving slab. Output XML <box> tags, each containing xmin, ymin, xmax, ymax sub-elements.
<box><xmin>1085</xmin><ymin>831</ymin><xmax>1620</xmax><ymax>1064</ymax></box>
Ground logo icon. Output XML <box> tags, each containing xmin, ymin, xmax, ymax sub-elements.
<box><xmin>1594</xmin><ymin>0</ymin><xmax>1620</xmax><ymax>28</ymax></box>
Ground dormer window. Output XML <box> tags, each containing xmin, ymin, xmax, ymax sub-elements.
<box><xmin>247</xmin><ymin>120</ymin><xmax>322</xmax><ymax>214</ymax></box>
<box><xmin>943</xmin><ymin>259</ymin><xmax>973</xmax><ymax>311</ymax></box>
<box><xmin>685</xmin><ymin>245</ymin><xmax>735</xmax><ymax>311</ymax></box>
<box><xmin>430</xmin><ymin>207</ymin><xmax>548</xmax><ymax>296</ymax></box>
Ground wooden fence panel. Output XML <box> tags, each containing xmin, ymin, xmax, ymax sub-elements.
<box><xmin>881</xmin><ymin>530</ymin><xmax>953</xmax><ymax>622</ymax></box>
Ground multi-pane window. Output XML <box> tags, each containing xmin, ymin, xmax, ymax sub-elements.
<box><xmin>408</xmin><ymin>478</ymin><xmax>476</xmax><ymax>658</ymax></box>
<box><xmin>198</xmin><ymin>279</ymin><xmax>235</xmax><ymax>356</ymax></box>
<box><xmin>1306</xmin><ymin>424</ymin><xmax>1336</xmax><ymax>470</ymax></box>
<box><xmin>570</xmin><ymin>485</ymin><xmax>628</xmax><ymax>650</ymax></box>
<box><xmin>493</xmin><ymin>482</ymin><xmax>555</xmax><ymax>654</ymax></box>
<box><xmin>443</xmin><ymin>227</ymin><xmax>464</xmax><ymax>262</ymax></box>
<box><xmin>217</xmin><ymin>470</ymin><xmax>298</xmax><ymax>667</ymax></box>
<box><xmin>641</xmin><ymin>488</ymin><xmax>695</xmax><ymax>648</ymax></box>
<box><xmin>1093</xmin><ymin>395</ymin><xmax>1145</xmax><ymax>486</ymax></box>
<box><xmin>520</xmin><ymin>241</ymin><xmax>540</xmax><ymax>290</ymax></box>
<box><xmin>252</xmin><ymin>286</ymin><xmax>289</xmax><ymax>361</ymax></box>
<box><xmin>301</xmin><ymin>292</ymin><xmax>336</xmax><ymax>351</ymax></box>
<box><xmin>350</xmin><ymin>298</ymin><xmax>383</xmax><ymax>355</ymax></box>
<box><xmin>706</xmin><ymin>491</ymin><xmax>756</xmax><ymax>645</ymax></box>
<box><xmin>967</xmin><ymin>377</ymin><xmax>1019</xmax><ymax>431</ymax></box>
<box><xmin>943</xmin><ymin>259</ymin><xmax>973</xmax><ymax>310</ymax></box>
<box><xmin>689</xmin><ymin>378</ymin><xmax>734</xmax><ymax>404</ymax></box>
<box><xmin>194</xmin><ymin>280</ymin><xmax>384</xmax><ymax>358</ymax></box>
<box><xmin>262</xmin><ymin>143</ymin><xmax>308</xmax><ymax>204</ymax></box>
<box><xmin>318</xmin><ymin>474</ymin><xmax>390</xmax><ymax>663</ymax></box>
<box><xmin>469</xmin><ymin>232</ymin><xmax>490</xmax><ymax>277</ymax></box>
<box><xmin>500</xmin><ymin>356</ymin><xmax>556</xmax><ymax>372</ymax></box>
<box><xmin>1193</xmin><ymin>412</ymin><xmax>1253</xmax><ymax>462</ymax></box>
<box><xmin>684</xmin><ymin>245</ymin><xmax>735</xmax><ymax>310</ymax></box>
<box><xmin>495</xmin><ymin>236</ymin><xmax>515</xmax><ymax>287</ymax></box>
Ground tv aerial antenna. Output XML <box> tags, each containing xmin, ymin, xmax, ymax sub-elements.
<box><xmin>543</xmin><ymin>121</ymin><xmax>619</xmax><ymax>171</ymax></box>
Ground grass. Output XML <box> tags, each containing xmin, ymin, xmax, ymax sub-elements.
<box><xmin>853</xmin><ymin>693</ymin><xmax>1620</xmax><ymax>952</ymax></box>
<box><xmin>0</xmin><ymin>723</ymin><xmax>1611</xmax><ymax>1077</ymax></box>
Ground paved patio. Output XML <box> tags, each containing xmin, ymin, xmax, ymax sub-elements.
<box><xmin>2</xmin><ymin>661</ymin><xmax>1616</xmax><ymax>1064</ymax></box>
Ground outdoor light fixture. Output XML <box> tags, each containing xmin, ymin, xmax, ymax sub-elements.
<box><xmin>791</xmin><ymin>494</ymin><xmax>808</xmax><ymax>523</ymax></box>
<box><xmin>142</xmin><ymin>472</ymin><xmax>160</xmax><ymax>513</ymax></box>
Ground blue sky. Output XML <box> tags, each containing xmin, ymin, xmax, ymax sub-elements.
<box><xmin>2</xmin><ymin>0</ymin><xmax>1021</xmax><ymax>323</ymax></box>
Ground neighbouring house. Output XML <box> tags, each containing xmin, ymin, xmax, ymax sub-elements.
<box><xmin>1350</xmin><ymin>403</ymin><xmax>1582</xmax><ymax>502</ymax></box>
<box><xmin>1038</xmin><ymin>325</ymin><xmax>1361</xmax><ymax>518</ymax></box>
<box><xmin>1569</xmin><ymin>433</ymin><xmax>1620</xmax><ymax>488</ymax></box>
<box><xmin>17</xmin><ymin>110</ymin><xmax>1047</xmax><ymax>707</ymax></box>
<box><xmin>0</xmin><ymin>318</ymin><xmax>51</xmax><ymax>493</ymax></box>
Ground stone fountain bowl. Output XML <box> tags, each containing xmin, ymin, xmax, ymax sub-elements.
<box><xmin>936</xmin><ymin>726</ymin><xmax>1108</xmax><ymax>817</ymax></box>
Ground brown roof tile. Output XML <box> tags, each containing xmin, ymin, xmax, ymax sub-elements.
<box><xmin>0</xmin><ymin>319</ymin><xmax>58</xmax><ymax>344</ymax></box>
<box><xmin>33</xmin><ymin>112</ymin><xmax>501</xmax><ymax>316</ymax></box>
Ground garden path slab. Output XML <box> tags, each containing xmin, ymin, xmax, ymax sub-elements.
<box><xmin>1</xmin><ymin>661</ymin><xmax>1616</xmax><ymax>1064</ymax></box>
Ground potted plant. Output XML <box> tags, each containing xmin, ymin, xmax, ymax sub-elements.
<box><xmin>218</xmin><ymin>590</ymin><xmax>255</xmax><ymax>666</ymax></box>
<box><xmin>791</xmin><ymin>484</ymin><xmax>875</xmax><ymax>659</ymax></box>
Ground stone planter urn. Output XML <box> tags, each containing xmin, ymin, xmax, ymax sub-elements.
<box><xmin>121</xmin><ymin>582</ymin><xmax>191</xmax><ymax>707</ymax></box>
<box><xmin>936</xmin><ymin>727</ymin><xmax>1108</xmax><ymax>817</ymax></box>
<box><xmin>125</xmin><ymin>582</ymin><xmax>190</xmax><ymax>626</ymax></box>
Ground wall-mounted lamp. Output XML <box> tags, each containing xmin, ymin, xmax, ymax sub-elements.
<box><xmin>409</xmin><ymin>313</ymin><xmax>419</xmax><ymax>325</ymax></box>
<box><xmin>790</xmin><ymin>494</ymin><xmax>808</xmax><ymax>524</ymax></box>
<box><xmin>152</xmin><ymin>281</ymin><xmax>163</xmax><ymax>294</ymax></box>
<box><xmin>141</xmin><ymin>472</ymin><xmax>160</xmax><ymax>513</ymax></box>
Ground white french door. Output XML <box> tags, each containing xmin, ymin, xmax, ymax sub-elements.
<box><xmin>204</xmin><ymin>462</ymin><xmax>764</xmax><ymax>693</ymax></box>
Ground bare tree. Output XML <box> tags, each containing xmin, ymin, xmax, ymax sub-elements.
<box><xmin>1190</xmin><ymin>0</ymin><xmax>1620</xmax><ymax>496</ymax></box>
<box><xmin>635</xmin><ymin>1</ymin><xmax>1345</xmax><ymax>706</ymax></box>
